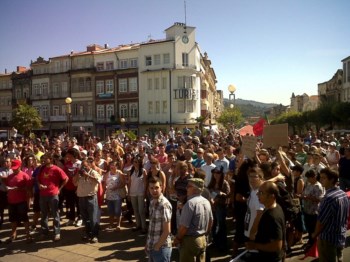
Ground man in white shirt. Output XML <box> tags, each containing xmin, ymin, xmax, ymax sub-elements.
<box><xmin>201</xmin><ymin>153</ymin><xmax>216</xmax><ymax>187</ymax></box>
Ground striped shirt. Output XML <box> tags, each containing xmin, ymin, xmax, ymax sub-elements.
<box><xmin>318</xmin><ymin>187</ymin><xmax>349</xmax><ymax>247</ymax></box>
<box><xmin>146</xmin><ymin>194</ymin><xmax>172</xmax><ymax>251</ymax></box>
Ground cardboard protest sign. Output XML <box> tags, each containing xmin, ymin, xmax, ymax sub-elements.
<box><xmin>242</xmin><ymin>136</ymin><xmax>258</xmax><ymax>159</ymax></box>
<box><xmin>263</xmin><ymin>123</ymin><xmax>289</xmax><ymax>148</ymax></box>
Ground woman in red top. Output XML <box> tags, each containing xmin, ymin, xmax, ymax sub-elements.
<box><xmin>4</xmin><ymin>159</ymin><xmax>33</xmax><ymax>243</ymax></box>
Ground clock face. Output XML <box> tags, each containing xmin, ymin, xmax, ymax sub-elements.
<box><xmin>182</xmin><ymin>35</ymin><xmax>189</xmax><ymax>44</ymax></box>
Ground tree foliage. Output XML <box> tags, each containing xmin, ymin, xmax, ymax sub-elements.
<box><xmin>271</xmin><ymin>101</ymin><xmax>350</xmax><ymax>134</ymax></box>
<box><xmin>217</xmin><ymin>107</ymin><xmax>243</xmax><ymax>128</ymax></box>
<box><xmin>12</xmin><ymin>104</ymin><xmax>42</xmax><ymax>136</ymax></box>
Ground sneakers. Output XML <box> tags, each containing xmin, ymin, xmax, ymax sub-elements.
<box><xmin>54</xmin><ymin>234</ymin><xmax>61</xmax><ymax>242</ymax></box>
<box><xmin>75</xmin><ymin>219</ymin><xmax>83</xmax><ymax>227</ymax></box>
<box><xmin>90</xmin><ymin>237</ymin><xmax>98</xmax><ymax>243</ymax></box>
<box><xmin>65</xmin><ymin>220</ymin><xmax>75</xmax><ymax>226</ymax></box>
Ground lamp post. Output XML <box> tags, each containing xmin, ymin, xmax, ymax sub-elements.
<box><xmin>120</xmin><ymin>117</ymin><xmax>126</xmax><ymax>130</ymax></box>
<box><xmin>228</xmin><ymin>84</ymin><xmax>236</xmax><ymax>108</ymax></box>
<box><xmin>228</xmin><ymin>85</ymin><xmax>237</xmax><ymax>130</ymax></box>
<box><xmin>65</xmin><ymin>97</ymin><xmax>72</xmax><ymax>137</ymax></box>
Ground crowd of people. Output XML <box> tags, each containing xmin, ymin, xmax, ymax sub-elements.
<box><xmin>0</xmin><ymin>126</ymin><xmax>349</xmax><ymax>262</ymax></box>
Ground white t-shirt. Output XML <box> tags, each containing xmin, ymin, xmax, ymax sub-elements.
<box><xmin>201</xmin><ymin>163</ymin><xmax>216</xmax><ymax>187</ymax></box>
<box><xmin>244</xmin><ymin>188</ymin><xmax>264</xmax><ymax>238</ymax></box>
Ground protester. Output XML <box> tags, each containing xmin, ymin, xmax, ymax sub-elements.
<box><xmin>238</xmin><ymin>181</ymin><xmax>286</xmax><ymax>262</ymax></box>
<box><xmin>312</xmin><ymin>168</ymin><xmax>349</xmax><ymax>262</ymax></box>
<box><xmin>145</xmin><ymin>177</ymin><xmax>172</xmax><ymax>262</ymax></box>
<box><xmin>3</xmin><ymin>159</ymin><xmax>33</xmax><ymax>243</ymax></box>
<box><xmin>73</xmin><ymin>159</ymin><xmax>101</xmax><ymax>243</ymax></box>
<box><xmin>104</xmin><ymin>160</ymin><xmax>126</xmax><ymax>231</ymax></box>
<box><xmin>128</xmin><ymin>155</ymin><xmax>147</xmax><ymax>234</ymax></box>
<box><xmin>37</xmin><ymin>152</ymin><xmax>68</xmax><ymax>242</ymax></box>
<box><xmin>173</xmin><ymin>178</ymin><xmax>213</xmax><ymax>262</ymax></box>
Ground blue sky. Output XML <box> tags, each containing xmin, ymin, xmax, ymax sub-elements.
<box><xmin>1</xmin><ymin>0</ymin><xmax>349</xmax><ymax>105</ymax></box>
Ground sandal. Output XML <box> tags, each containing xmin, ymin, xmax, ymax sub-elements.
<box><xmin>5</xmin><ymin>236</ymin><xmax>15</xmax><ymax>244</ymax></box>
<box><xmin>115</xmin><ymin>226</ymin><xmax>121</xmax><ymax>232</ymax></box>
<box><xmin>26</xmin><ymin>236</ymin><xmax>34</xmax><ymax>243</ymax></box>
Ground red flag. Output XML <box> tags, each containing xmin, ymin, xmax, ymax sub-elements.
<box><xmin>300</xmin><ymin>241</ymin><xmax>318</xmax><ymax>260</ymax></box>
<box><xmin>253</xmin><ymin>118</ymin><xmax>265</xmax><ymax>136</ymax></box>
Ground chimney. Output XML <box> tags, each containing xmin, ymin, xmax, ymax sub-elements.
<box><xmin>17</xmin><ymin>66</ymin><xmax>27</xmax><ymax>73</ymax></box>
<box><xmin>5</xmin><ymin>69</ymin><xmax>7</xmax><ymax>74</ymax></box>
<box><xmin>104</xmin><ymin>43</ymin><xmax>109</xmax><ymax>49</ymax></box>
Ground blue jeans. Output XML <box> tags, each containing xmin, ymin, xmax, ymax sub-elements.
<box><xmin>40</xmin><ymin>195</ymin><xmax>60</xmax><ymax>235</ymax></box>
<box><xmin>79</xmin><ymin>195</ymin><xmax>99</xmax><ymax>238</ymax></box>
<box><xmin>212</xmin><ymin>204</ymin><xmax>227</xmax><ymax>249</ymax></box>
<box><xmin>148</xmin><ymin>247</ymin><xmax>172</xmax><ymax>262</ymax></box>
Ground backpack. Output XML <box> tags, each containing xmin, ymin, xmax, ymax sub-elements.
<box><xmin>275</xmin><ymin>181</ymin><xmax>300</xmax><ymax>223</ymax></box>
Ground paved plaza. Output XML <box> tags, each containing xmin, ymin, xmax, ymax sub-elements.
<box><xmin>0</xmin><ymin>207</ymin><xmax>349</xmax><ymax>262</ymax></box>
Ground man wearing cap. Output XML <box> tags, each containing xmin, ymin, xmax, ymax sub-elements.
<box><xmin>3</xmin><ymin>159</ymin><xmax>33</xmax><ymax>243</ymax></box>
<box><xmin>174</xmin><ymin>178</ymin><xmax>213</xmax><ymax>262</ymax></box>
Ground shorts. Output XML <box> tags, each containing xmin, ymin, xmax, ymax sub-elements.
<box><xmin>107</xmin><ymin>199</ymin><xmax>122</xmax><ymax>217</ymax></box>
<box><xmin>8</xmin><ymin>201</ymin><xmax>29</xmax><ymax>223</ymax></box>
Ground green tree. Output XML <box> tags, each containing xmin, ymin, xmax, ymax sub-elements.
<box><xmin>12</xmin><ymin>104</ymin><xmax>42</xmax><ymax>136</ymax></box>
<box><xmin>217</xmin><ymin>107</ymin><xmax>243</xmax><ymax>128</ymax></box>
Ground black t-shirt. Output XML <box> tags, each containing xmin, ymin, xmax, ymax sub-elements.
<box><xmin>255</xmin><ymin>204</ymin><xmax>285</xmax><ymax>262</ymax></box>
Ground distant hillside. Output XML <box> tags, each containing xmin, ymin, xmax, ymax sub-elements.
<box><xmin>223</xmin><ymin>98</ymin><xmax>278</xmax><ymax>118</ymax></box>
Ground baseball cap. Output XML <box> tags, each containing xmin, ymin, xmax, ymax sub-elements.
<box><xmin>11</xmin><ymin>159</ymin><xmax>22</xmax><ymax>170</ymax></box>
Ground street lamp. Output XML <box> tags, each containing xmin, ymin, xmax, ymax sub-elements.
<box><xmin>65</xmin><ymin>97</ymin><xmax>72</xmax><ymax>137</ymax></box>
<box><xmin>120</xmin><ymin>117</ymin><xmax>126</xmax><ymax>130</ymax></box>
<box><xmin>228</xmin><ymin>84</ymin><xmax>236</xmax><ymax>107</ymax></box>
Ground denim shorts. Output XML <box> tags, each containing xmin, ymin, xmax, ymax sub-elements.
<box><xmin>107</xmin><ymin>199</ymin><xmax>122</xmax><ymax>216</ymax></box>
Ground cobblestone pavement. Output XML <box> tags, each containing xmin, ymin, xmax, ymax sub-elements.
<box><xmin>0</xmin><ymin>207</ymin><xmax>349</xmax><ymax>262</ymax></box>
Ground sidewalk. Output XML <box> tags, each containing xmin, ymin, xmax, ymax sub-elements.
<box><xmin>0</xmin><ymin>209</ymin><xmax>349</xmax><ymax>261</ymax></box>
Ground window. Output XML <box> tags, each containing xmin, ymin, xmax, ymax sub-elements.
<box><xmin>148</xmin><ymin>101</ymin><xmax>153</xmax><ymax>114</ymax></box>
<box><xmin>162</xmin><ymin>77</ymin><xmax>167</xmax><ymax>89</ymax></box>
<box><xmin>155</xmin><ymin>101</ymin><xmax>160</xmax><ymax>113</ymax></box>
<box><xmin>119</xmin><ymin>78</ymin><xmax>127</xmax><ymax>93</ymax></box>
<box><xmin>120</xmin><ymin>59</ymin><xmax>128</xmax><ymax>69</ymax></box>
<box><xmin>41</xmin><ymin>83</ymin><xmax>48</xmax><ymax>96</ymax></box>
<box><xmin>62</xmin><ymin>105</ymin><xmax>67</xmax><ymax>115</ymax></box>
<box><xmin>182</xmin><ymin>53</ymin><xmax>189</xmax><ymax>67</ymax></box>
<box><xmin>85</xmin><ymin>78</ymin><xmax>91</xmax><ymax>92</ymax></box>
<box><xmin>178</xmin><ymin>76</ymin><xmax>193</xmax><ymax>89</ymax></box>
<box><xmin>120</xmin><ymin>104</ymin><xmax>128</xmax><ymax>118</ymax></box>
<box><xmin>97</xmin><ymin>105</ymin><xmax>105</xmax><ymax>119</ymax></box>
<box><xmin>96</xmin><ymin>80</ymin><xmax>104</xmax><ymax>94</ymax></box>
<box><xmin>42</xmin><ymin>105</ymin><xmax>48</xmax><ymax>119</ymax></box>
<box><xmin>96</xmin><ymin>62</ymin><xmax>104</xmax><ymax>71</ymax></box>
<box><xmin>79</xmin><ymin>78</ymin><xmax>85</xmax><ymax>92</ymax></box>
<box><xmin>106</xmin><ymin>104</ymin><xmax>114</xmax><ymax>118</ymax></box>
<box><xmin>87</xmin><ymin>102</ymin><xmax>92</xmax><ymax>117</ymax></box>
<box><xmin>154</xmin><ymin>54</ymin><xmax>160</xmax><ymax>65</ymax></box>
<box><xmin>62</xmin><ymin>82</ymin><xmax>68</xmax><ymax>95</ymax></box>
<box><xmin>186</xmin><ymin>100</ymin><xmax>194</xmax><ymax>112</ymax></box>
<box><xmin>15</xmin><ymin>89</ymin><xmax>21</xmax><ymax>99</ymax></box>
<box><xmin>163</xmin><ymin>53</ymin><xmax>170</xmax><ymax>64</ymax></box>
<box><xmin>147</xmin><ymin>78</ymin><xmax>153</xmax><ymax>90</ymax></box>
<box><xmin>154</xmin><ymin>78</ymin><xmax>160</xmax><ymax>90</ymax></box>
<box><xmin>178</xmin><ymin>100</ymin><xmax>185</xmax><ymax>113</ymax></box>
<box><xmin>130</xmin><ymin>103</ymin><xmax>138</xmax><ymax>118</ymax></box>
<box><xmin>33</xmin><ymin>84</ymin><xmax>41</xmax><ymax>96</ymax></box>
<box><xmin>106</xmin><ymin>61</ymin><xmax>114</xmax><ymax>70</ymax></box>
<box><xmin>52</xmin><ymin>83</ymin><xmax>59</xmax><ymax>97</ymax></box>
<box><xmin>79</xmin><ymin>105</ymin><xmax>84</xmax><ymax>116</ymax></box>
<box><xmin>53</xmin><ymin>105</ymin><xmax>60</xmax><ymax>116</ymax></box>
<box><xmin>145</xmin><ymin>56</ymin><xmax>152</xmax><ymax>66</ymax></box>
<box><xmin>129</xmin><ymin>77</ymin><xmax>137</xmax><ymax>92</ymax></box>
<box><xmin>130</xmin><ymin>58</ymin><xmax>138</xmax><ymax>68</ymax></box>
<box><xmin>162</xmin><ymin>101</ymin><xmax>167</xmax><ymax>113</ymax></box>
<box><xmin>106</xmin><ymin>79</ymin><xmax>114</xmax><ymax>94</ymax></box>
